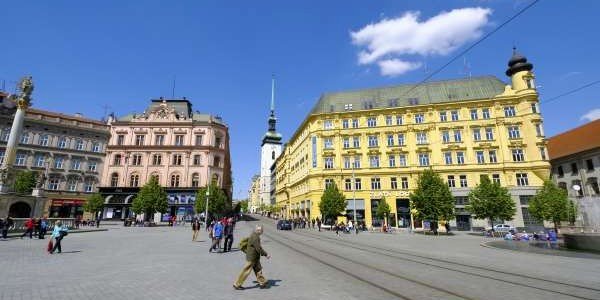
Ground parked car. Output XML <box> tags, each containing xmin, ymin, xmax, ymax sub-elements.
<box><xmin>277</xmin><ymin>220</ymin><xmax>292</xmax><ymax>230</ymax></box>
<box><xmin>486</xmin><ymin>224</ymin><xmax>515</xmax><ymax>233</ymax></box>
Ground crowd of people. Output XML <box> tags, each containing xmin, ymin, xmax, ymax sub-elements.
<box><xmin>502</xmin><ymin>229</ymin><xmax>558</xmax><ymax>242</ymax></box>
<box><xmin>206</xmin><ymin>217</ymin><xmax>236</xmax><ymax>253</ymax></box>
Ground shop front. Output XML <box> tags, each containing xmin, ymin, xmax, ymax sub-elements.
<box><xmin>49</xmin><ymin>199</ymin><xmax>85</xmax><ymax>218</ymax></box>
<box><xmin>345</xmin><ymin>199</ymin><xmax>365</xmax><ymax>225</ymax></box>
<box><xmin>395</xmin><ymin>198</ymin><xmax>411</xmax><ymax>228</ymax></box>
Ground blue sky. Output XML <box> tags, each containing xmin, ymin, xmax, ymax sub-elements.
<box><xmin>2</xmin><ymin>0</ymin><xmax>599</xmax><ymax>199</ymax></box>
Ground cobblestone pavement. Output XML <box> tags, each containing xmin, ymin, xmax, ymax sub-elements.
<box><xmin>2</xmin><ymin>217</ymin><xmax>599</xmax><ymax>300</ymax></box>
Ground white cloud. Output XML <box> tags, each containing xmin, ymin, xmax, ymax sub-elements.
<box><xmin>351</xmin><ymin>7</ymin><xmax>492</xmax><ymax>76</ymax></box>
<box><xmin>581</xmin><ymin>108</ymin><xmax>600</xmax><ymax>122</ymax></box>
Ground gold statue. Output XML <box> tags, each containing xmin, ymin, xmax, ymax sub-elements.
<box><xmin>15</xmin><ymin>76</ymin><xmax>34</xmax><ymax>109</ymax></box>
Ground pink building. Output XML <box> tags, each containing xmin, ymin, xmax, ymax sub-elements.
<box><xmin>99</xmin><ymin>98</ymin><xmax>232</xmax><ymax>220</ymax></box>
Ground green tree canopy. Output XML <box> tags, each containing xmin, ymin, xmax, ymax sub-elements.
<box><xmin>376</xmin><ymin>196</ymin><xmax>391</xmax><ymax>219</ymax></box>
<box><xmin>466</xmin><ymin>175</ymin><xmax>516</xmax><ymax>228</ymax></box>
<box><xmin>14</xmin><ymin>171</ymin><xmax>37</xmax><ymax>195</ymax></box>
<box><xmin>319</xmin><ymin>183</ymin><xmax>346</xmax><ymax>223</ymax></box>
<box><xmin>83</xmin><ymin>193</ymin><xmax>105</xmax><ymax>220</ymax></box>
<box><xmin>529</xmin><ymin>181</ymin><xmax>570</xmax><ymax>232</ymax></box>
<box><xmin>194</xmin><ymin>184</ymin><xmax>230</xmax><ymax>219</ymax></box>
<box><xmin>409</xmin><ymin>169</ymin><xmax>455</xmax><ymax>227</ymax></box>
<box><xmin>238</xmin><ymin>200</ymin><xmax>249</xmax><ymax>213</ymax></box>
<box><xmin>131</xmin><ymin>176</ymin><xmax>168</xmax><ymax>221</ymax></box>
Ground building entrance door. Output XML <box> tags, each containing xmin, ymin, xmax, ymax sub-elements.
<box><xmin>456</xmin><ymin>215</ymin><xmax>471</xmax><ymax>231</ymax></box>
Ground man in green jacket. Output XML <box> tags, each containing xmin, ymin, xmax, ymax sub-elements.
<box><xmin>233</xmin><ymin>225</ymin><xmax>270</xmax><ymax>289</ymax></box>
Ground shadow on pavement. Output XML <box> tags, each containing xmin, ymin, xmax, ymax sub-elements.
<box><xmin>248</xmin><ymin>279</ymin><xmax>282</xmax><ymax>289</ymax></box>
<box><xmin>56</xmin><ymin>250</ymin><xmax>82</xmax><ymax>254</ymax></box>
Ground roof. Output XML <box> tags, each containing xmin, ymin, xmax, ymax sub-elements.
<box><xmin>116</xmin><ymin>98</ymin><xmax>227</xmax><ymax>126</ymax></box>
<box><xmin>26</xmin><ymin>108</ymin><xmax>107</xmax><ymax>126</ymax></box>
<box><xmin>547</xmin><ymin>119</ymin><xmax>600</xmax><ymax>160</ymax></box>
<box><xmin>309</xmin><ymin>76</ymin><xmax>506</xmax><ymax>114</ymax></box>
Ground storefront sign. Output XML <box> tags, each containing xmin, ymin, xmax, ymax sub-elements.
<box><xmin>369</xmin><ymin>191</ymin><xmax>410</xmax><ymax>198</ymax></box>
<box><xmin>52</xmin><ymin>199</ymin><xmax>86</xmax><ymax>206</ymax></box>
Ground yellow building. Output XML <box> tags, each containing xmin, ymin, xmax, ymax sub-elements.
<box><xmin>248</xmin><ymin>174</ymin><xmax>261</xmax><ymax>213</ymax></box>
<box><xmin>275</xmin><ymin>50</ymin><xmax>550</xmax><ymax>231</ymax></box>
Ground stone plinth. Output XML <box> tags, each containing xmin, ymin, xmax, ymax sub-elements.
<box><xmin>564</xmin><ymin>233</ymin><xmax>600</xmax><ymax>253</ymax></box>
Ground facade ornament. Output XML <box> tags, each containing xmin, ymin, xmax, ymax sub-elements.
<box><xmin>35</xmin><ymin>171</ymin><xmax>47</xmax><ymax>189</ymax></box>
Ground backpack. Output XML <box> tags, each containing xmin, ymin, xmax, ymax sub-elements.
<box><xmin>239</xmin><ymin>237</ymin><xmax>249</xmax><ymax>253</ymax></box>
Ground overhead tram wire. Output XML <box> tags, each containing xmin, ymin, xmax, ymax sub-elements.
<box><xmin>542</xmin><ymin>79</ymin><xmax>600</xmax><ymax>104</ymax></box>
<box><xmin>398</xmin><ymin>0</ymin><xmax>541</xmax><ymax>100</ymax></box>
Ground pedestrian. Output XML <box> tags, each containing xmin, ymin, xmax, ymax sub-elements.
<box><xmin>50</xmin><ymin>221</ymin><xmax>68</xmax><ymax>254</ymax></box>
<box><xmin>209</xmin><ymin>220</ymin><xmax>223</xmax><ymax>253</ymax></box>
<box><xmin>39</xmin><ymin>218</ymin><xmax>49</xmax><ymax>239</ymax></box>
<box><xmin>444</xmin><ymin>222</ymin><xmax>451</xmax><ymax>234</ymax></box>
<box><xmin>223</xmin><ymin>218</ymin><xmax>235</xmax><ymax>252</ymax></box>
<box><xmin>233</xmin><ymin>225</ymin><xmax>270</xmax><ymax>290</ymax></box>
<box><xmin>2</xmin><ymin>217</ymin><xmax>13</xmax><ymax>239</ymax></box>
<box><xmin>317</xmin><ymin>218</ymin><xmax>321</xmax><ymax>232</ymax></box>
<box><xmin>191</xmin><ymin>217</ymin><xmax>200</xmax><ymax>241</ymax></box>
<box><xmin>20</xmin><ymin>218</ymin><xmax>34</xmax><ymax>239</ymax></box>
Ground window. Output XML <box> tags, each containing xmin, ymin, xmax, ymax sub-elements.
<box><xmin>447</xmin><ymin>175</ymin><xmax>456</xmax><ymax>188</ymax></box>
<box><xmin>419</xmin><ymin>153</ymin><xmax>429</xmax><ymax>166</ymax></box>
<box><xmin>390</xmin><ymin>177</ymin><xmax>398</xmax><ymax>190</ymax></box>
<box><xmin>492</xmin><ymin>174</ymin><xmax>500</xmax><ymax>184</ymax></box>
<box><xmin>451</xmin><ymin>110</ymin><xmax>459</xmax><ymax>121</ymax></box>
<box><xmin>476</xmin><ymin>151</ymin><xmax>485</xmax><ymax>164</ymax></box>
<box><xmin>175</xmin><ymin>135</ymin><xmax>185</xmax><ymax>146</ymax></box>
<box><xmin>401</xmin><ymin>177</ymin><xmax>409</xmax><ymax>189</ymax></box>
<box><xmin>368</xmin><ymin>135</ymin><xmax>378</xmax><ymax>147</ymax></box>
<box><xmin>324</xmin><ymin>157</ymin><xmax>334</xmax><ymax>169</ymax></box>
<box><xmin>58</xmin><ymin>138</ymin><xmax>68</xmax><ymax>149</ymax></box>
<box><xmin>586</xmin><ymin>159</ymin><xmax>594</xmax><ymax>171</ymax></box>
<box><xmin>459</xmin><ymin>175</ymin><xmax>468</xmax><ymax>187</ymax></box>
<box><xmin>342</xmin><ymin>119</ymin><xmax>349</xmax><ymax>129</ymax></box>
<box><xmin>35</xmin><ymin>155</ymin><xmax>45</xmax><ymax>167</ymax></box>
<box><xmin>353</xmin><ymin>178</ymin><xmax>362</xmax><ymax>190</ymax></box>
<box><xmin>195</xmin><ymin>135</ymin><xmax>203</xmax><ymax>146</ymax></box>
<box><xmin>117</xmin><ymin>135</ymin><xmax>125</xmax><ymax>145</ymax></box>
<box><xmin>371</xmin><ymin>178</ymin><xmax>381</xmax><ymax>190</ymax></box>
<box><xmin>353</xmin><ymin>156</ymin><xmax>361</xmax><ymax>168</ymax></box>
<box><xmin>88</xmin><ymin>161</ymin><xmax>97</xmax><ymax>172</ymax></box>
<box><xmin>67</xmin><ymin>179</ymin><xmax>77</xmax><ymax>192</ymax></box>
<box><xmin>396</xmin><ymin>115</ymin><xmax>403</xmax><ymax>125</ymax></box>
<box><xmin>369</xmin><ymin>155</ymin><xmax>380</xmax><ymax>168</ymax></box>
<box><xmin>504</xmin><ymin>106</ymin><xmax>516</xmax><ymax>117</ymax></box>
<box><xmin>71</xmin><ymin>159</ymin><xmax>81</xmax><ymax>170</ymax></box>
<box><xmin>170</xmin><ymin>174</ymin><xmax>181</xmax><ymax>187</ymax></box>
<box><xmin>489</xmin><ymin>150</ymin><xmax>497</xmax><ymax>163</ymax></box>
<box><xmin>92</xmin><ymin>143</ymin><xmax>101</xmax><ymax>153</ymax></box>
<box><xmin>519</xmin><ymin>195</ymin><xmax>532</xmax><ymax>205</ymax></box>
<box><xmin>456</xmin><ymin>152</ymin><xmax>465</xmax><ymax>164</ymax></box>
<box><xmin>135</xmin><ymin>135</ymin><xmax>145</xmax><ymax>146</ymax></box>
<box><xmin>385</xmin><ymin>115</ymin><xmax>393</xmax><ymax>126</ymax></box>
<box><xmin>387</xmin><ymin>135</ymin><xmax>394</xmax><ymax>146</ymax></box>
<box><xmin>193</xmin><ymin>155</ymin><xmax>202</xmax><ymax>165</ymax></box>
<box><xmin>113</xmin><ymin>154</ymin><xmax>122</xmax><ymax>166</ymax></box>
<box><xmin>1</xmin><ymin>129</ymin><xmax>8</xmax><ymax>142</ymax></box>
<box><xmin>0</xmin><ymin>151</ymin><xmax>5</xmax><ymax>165</ymax></box>
<box><xmin>512</xmin><ymin>149</ymin><xmax>524</xmax><ymax>162</ymax></box>
<box><xmin>516</xmin><ymin>173</ymin><xmax>529</xmax><ymax>186</ymax></box>
<box><xmin>48</xmin><ymin>178</ymin><xmax>59</xmax><ymax>191</ymax></box>
<box><xmin>325</xmin><ymin>179</ymin><xmax>334</xmax><ymax>189</ymax></box>
<box><xmin>367</xmin><ymin>117</ymin><xmax>377</xmax><ymax>127</ymax></box>
<box><xmin>472</xmin><ymin>129</ymin><xmax>481</xmax><ymax>141</ymax></box>
<box><xmin>172</xmin><ymin>154</ymin><xmax>182</xmax><ymax>166</ymax></box>
<box><xmin>191</xmin><ymin>174</ymin><xmax>200</xmax><ymax>188</ymax></box>
<box><xmin>152</xmin><ymin>154</ymin><xmax>162</xmax><ymax>165</ymax></box>
<box><xmin>557</xmin><ymin>166</ymin><xmax>564</xmax><ymax>177</ymax></box>
<box><xmin>470</xmin><ymin>109</ymin><xmax>478</xmax><ymax>120</ymax></box>
<box><xmin>345</xmin><ymin>179</ymin><xmax>352</xmax><ymax>191</ymax></box>
<box><xmin>388</xmin><ymin>155</ymin><xmax>396</xmax><ymax>167</ymax></box>
<box><xmin>130</xmin><ymin>174</ymin><xmax>140</xmax><ymax>187</ymax></box>
<box><xmin>399</xmin><ymin>154</ymin><xmax>407</xmax><ymax>167</ymax></box>
<box><xmin>15</xmin><ymin>153</ymin><xmax>26</xmax><ymax>166</ymax></box>
<box><xmin>84</xmin><ymin>179</ymin><xmax>94</xmax><ymax>192</ymax></box>
<box><xmin>571</xmin><ymin>163</ymin><xmax>578</xmax><ymax>175</ymax></box>
<box><xmin>439</xmin><ymin>111</ymin><xmax>448</xmax><ymax>122</ymax></box>
<box><xmin>110</xmin><ymin>173</ymin><xmax>119</xmax><ymax>187</ymax></box>
<box><xmin>215</xmin><ymin>137</ymin><xmax>222</xmax><ymax>148</ymax></box>
<box><xmin>416</xmin><ymin>132</ymin><xmax>428</xmax><ymax>145</ymax></box>
<box><xmin>482</xmin><ymin>108</ymin><xmax>490</xmax><ymax>119</ymax></box>
<box><xmin>352</xmin><ymin>119</ymin><xmax>359</xmax><ymax>128</ymax></box>
<box><xmin>531</xmin><ymin>103</ymin><xmax>539</xmax><ymax>114</ymax></box>
<box><xmin>54</xmin><ymin>157</ymin><xmax>64</xmax><ymax>169</ymax></box>
<box><xmin>324</xmin><ymin>138</ymin><xmax>333</xmax><ymax>149</ymax></box>
<box><xmin>39</xmin><ymin>135</ymin><xmax>49</xmax><ymax>146</ymax></box>
<box><xmin>455</xmin><ymin>196</ymin><xmax>469</xmax><ymax>205</ymax></box>
<box><xmin>526</xmin><ymin>79</ymin><xmax>534</xmax><ymax>89</ymax></box>
<box><xmin>76</xmin><ymin>139</ymin><xmax>84</xmax><ymax>150</ymax></box>
<box><xmin>508</xmin><ymin>126</ymin><xmax>520</xmax><ymax>139</ymax></box>
<box><xmin>213</xmin><ymin>156</ymin><xmax>221</xmax><ymax>168</ymax></box>
<box><xmin>344</xmin><ymin>157</ymin><xmax>351</xmax><ymax>169</ymax></box>
<box><xmin>485</xmin><ymin>128</ymin><xmax>494</xmax><ymax>140</ymax></box>
<box><xmin>535</xmin><ymin>124</ymin><xmax>543</xmax><ymax>137</ymax></box>
<box><xmin>343</xmin><ymin>137</ymin><xmax>350</xmax><ymax>149</ymax></box>
<box><xmin>444</xmin><ymin>152</ymin><xmax>453</xmax><ymax>165</ymax></box>
<box><xmin>539</xmin><ymin>147</ymin><xmax>547</xmax><ymax>160</ymax></box>
<box><xmin>20</xmin><ymin>133</ymin><xmax>30</xmax><ymax>144</ymax></box>
<box><xmin>324</xmin><ymin>120</ymin><xmax>333</xmax><ymax>130</ymax></box>
<box><xmin>414</xmin><ymin>113</ymin><xmax>424</xmax><ymax>124</ymax></box>
<box><xmin>352</xmin><ymin>136</ymin><xmax>360</xmax><ymax>148</ymax></box>
<box><xmin>442</xmin><ymin>131</ymin><xmax>450</xmax><ymax>143</ymax></box>
<box><xmin>397</xmin><ymin>134</ymin><xmax>405</xmax><ymax>146</ymax></box>
<box><xmin>132</xmin><ymin>154</ymin><xmax>142</xmax><ymax>166</ymax></box>
<box><xmin>454</xmin><ymin>130</ymin><xmax>462</xmax><ymax>142</ymax></box>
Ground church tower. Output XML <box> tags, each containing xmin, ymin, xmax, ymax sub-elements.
<box><xmin>506</xmin><ymin>47</ymin><xmax>536</xmax><ymax>92</ymax></box>
<box><xmin>260</xmin><ymin>77</ymin><xmax>282</xmax><ymax>206</ymax></box>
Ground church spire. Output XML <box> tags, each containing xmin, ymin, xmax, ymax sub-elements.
<box><xmin>270</xmin><ymin>75</ymin><xmax>275</xmax><ymax>114</ymax></box>
<box><xmin>263</xmin><ymin>76</ymin><xmax>282</xmax><ymax>146</ymax></box>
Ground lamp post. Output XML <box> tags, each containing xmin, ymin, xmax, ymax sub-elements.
<box><xmin>352</xmin><ymin>159</ymin><xmax>357</xmax><ymax>233</ymax></box>
<box><xmin>204</xmin><ymin>167</ymin><xmax>210</xmax><ymax>227</ymax></box>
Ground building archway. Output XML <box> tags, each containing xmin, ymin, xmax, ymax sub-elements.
<box><xmin>9</xmin><ymin>201</ymin><xmax>31</xmax><ymax>218</ymax></box>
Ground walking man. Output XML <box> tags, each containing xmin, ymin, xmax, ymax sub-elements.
<box><xmin>233</xmin><ymin>225</ymin><xmax>270</xmax><ymax>290</ymax></box>
<box><xmin>223</xmin><ymin>218</ymin><xmax>235</xmax><ymax>252</ymax></box>
<box><xmin>20</xmin><ymin>218</ymin><xmax>34</xmax><ymax>239</ymax></box>
<box><xmin>209</xmin><ymin>220</ymin><xmax>223</xmax><ymax>252</ymax></box>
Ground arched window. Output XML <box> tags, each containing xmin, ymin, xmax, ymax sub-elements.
<box><xmin>150</xmin><ymin>173</ymin><xmax>160</xmax><ymax>184</ymax></box>
<box><xmin>171</xmin><ymin>174</ymin><xmax>180</xmax><ymax>187</ymax></box>
<box><xmin>130</xmin><ymin>174</ymin><xmax>140</xmax><ymax>187</ymax></box>
<box><xmin>110</xmin><ymin>173</ymin><xmax>119</xmax><ymax>187</ymax></box>
<box><xmin>191</xmin><ymin>173</ymin><xmax>200</xmax><ymax>188</ymax></box>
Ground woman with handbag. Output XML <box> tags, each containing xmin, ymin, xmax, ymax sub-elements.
<box><xmin>50</xmin><ymin>221</ymin><xmax>68</xmax><ymax>254</ymax></box>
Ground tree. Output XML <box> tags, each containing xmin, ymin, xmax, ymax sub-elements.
<box><xmin>466</xmin><ymin>175</ymin><xmax>516</xmax><ymax>230</ymax></box>
<box><xmin>319</xmin><ymin>183</ymin><xmax>346</xmax><ymax>224</ymax></box>
<box><xmin>194</xmin><ymin>184</ymin><xmax>230</xmax><ymax>220</ymax></box>
<box><xmin>409</xmin><ymin>169</ymin><xmax>455</xmax><ymax>232</ymax></box>
<box><xmin>83</xmin><ymin>193</ymin><xmax>104</xmax><ymax>220</ymax></box>
<box><xmin>528</xmin><ymin>181</ymin><xmax>570</xmax><ymax>232</ymax></box>
<box><xmin>376</xmin><ymin>196</ymin><xmax>391</xmax><ymax>226</ymax></box>
<box><xmin>239</xmin><ymin>200</ymin><xmax>249</xmax><ymax>213</ymax></box>
<box><xmin>131</xmin><ymin>176</ymin><xmax>168</xmax><ymax>221</ymax></box>
<box><xmin>14</xmin><ymin>171</ymin><xmax>37</xmax><ymax>195</ymax></box>
<box><xmin>567</xmin><ymin>199</ymin><xmax>578</xmax><ymax>226</ymax></box>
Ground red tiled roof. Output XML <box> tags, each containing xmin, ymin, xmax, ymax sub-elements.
<box><xmin>547</xmin><ymin>119</ymin><xmax>600</xmax><ymax>160</ymax></box>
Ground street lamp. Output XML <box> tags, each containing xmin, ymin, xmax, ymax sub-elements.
<box><xmin>204</xmin><ymin>167</ymin><xmax>210</xmax><ymax>227</ymax></box>
<box><xmin>352</xmin><ymin>158</ymin><xmax>357</xmax><ymax>234</ymax></box>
